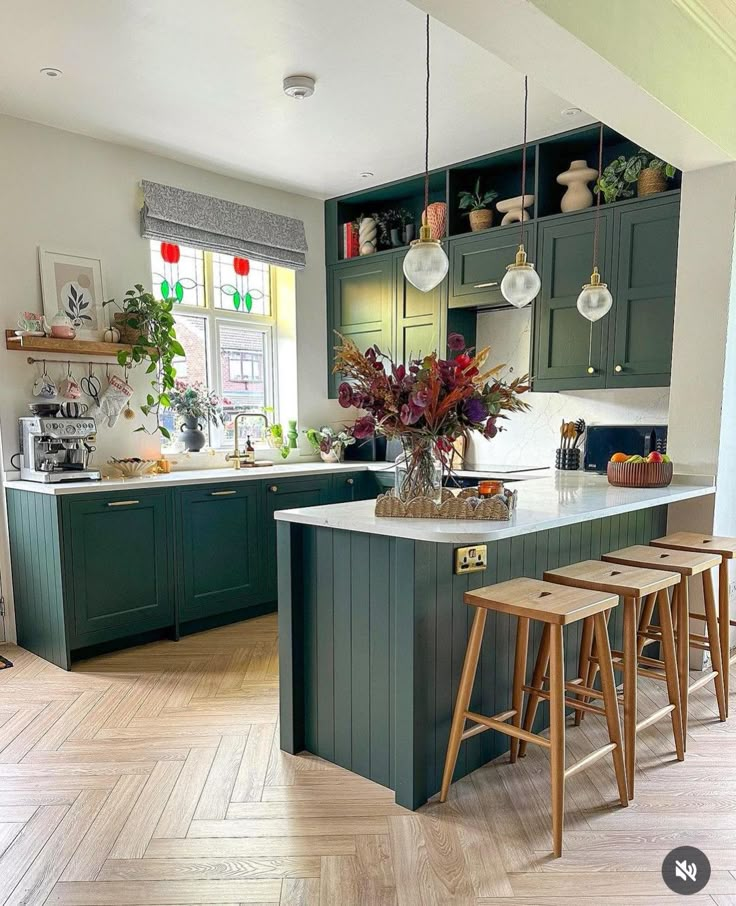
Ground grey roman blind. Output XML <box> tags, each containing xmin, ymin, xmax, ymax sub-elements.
<box><xmin>140</xmin><ymin>180</ymin><xmax>308</xmax><ymax>270</ymax></box>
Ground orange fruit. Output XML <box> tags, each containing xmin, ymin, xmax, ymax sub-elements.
<box><xmin>610</xmin><ymin>452</ymin><xmax>629</xmax><ymax>463</ymax></box>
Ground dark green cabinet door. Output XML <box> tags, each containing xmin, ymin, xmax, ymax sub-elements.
<box><xmin>449</xmin><ymin>223</ymin><xmax>536</xmax><ymax>310</ymax></box>
<box><xmin>533</xmin><ymin>211</ymin><xmax>612</xmax><ymax>391</ymax></box>
<box><xmin>264</xmin><ymin>476</ymin><xmax>334</xmax><ymax>598</ymax></box>
<box><xmin>328</xmin><ymin>256</ymin><xmax>394</xmax><ymax>397</ymax></box>
<box><xmin>178</xmin><ymin>484</ymin><xmax>262</xmax><ymax>622</ymax></box>
<box><xmin>331</xmin><ymin>471</ymin><xmax>376</xmax><ymax>503</ymax></box>
<box><xmin>609</xmin><ymin>198</ymin><xmax>679</xmax><ymax>387</ymax></box>
<box><xmin>393</xmin><ymin>251</ymin><xmax>446</xmax><ymax>363</ymax></box>
<box><xmin>62</xmin><ymin>491</ymin><xmax>173</xmax><ymax>647</ymax></box>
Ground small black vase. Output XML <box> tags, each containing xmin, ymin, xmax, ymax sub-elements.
<box><xmin>181</xmin><ymin>416</ymin><xmax>206</xmax><ymax>452</ymax></box>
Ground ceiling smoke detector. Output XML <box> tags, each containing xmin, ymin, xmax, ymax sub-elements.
<box><xmin>40</xmin><ymin>67</ymin><xmax>63</xmax><ymax>78</ymax></box>
<box><xmin>283</xmin><ymin>75</ymin><xmax>315</xmax><ymax>100</ymax></box>
<box><xmin>561</xmin><ymin>106</ymin><xmax>582</xmax><ymax>117</ymax></box>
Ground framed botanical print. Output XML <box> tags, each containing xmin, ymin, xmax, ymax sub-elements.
<box><xmin>38</xmin><ymin>246</ymin><xmax>109</xmax><ymax>340</ymax></box>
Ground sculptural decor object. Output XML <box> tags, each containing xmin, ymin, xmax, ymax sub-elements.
<box><xmin>424</xmin><ymin>202</ymin><xmax>447</xmax><ymax>240</ymax></box>
<box><xmin>557</xmin><ymin>159</ymin><xmax>598</xmax><ymax>212</ymax></box>
<box><xmin>358</xmin><ymin>216</ymin><xmax>378</xmax><ymax>255</ymax></box>
<box><xmin>496</xmin><ymin>194</ymin><xmax>535</xmax><ymax>225</ymax></box>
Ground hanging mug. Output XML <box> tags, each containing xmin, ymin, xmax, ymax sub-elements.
<box><xmin>59</xmin><ymin>401</ymin><xmax>89</xmax><ymax>418</ymax></box>
<box><xmin>60</xmin><ymin>369</ymin><xmax>81</xmax><ymax>400</ymax></box>
<box><xmin>32</xmin><ymin>369</ymin><xmax>56</xmax><ymax>399</ymax></box>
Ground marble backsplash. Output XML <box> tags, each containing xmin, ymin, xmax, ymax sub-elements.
<box><xmin>466</xmin><ymin>308</ymin><xmax>670</xmax><ymax>469</ymax></box>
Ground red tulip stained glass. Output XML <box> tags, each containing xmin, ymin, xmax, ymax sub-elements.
<box><xmin>212</xmin><ymin>253</ymin><xmax>270</xmax><ymax>315</ymax></box>
<box><xmin>149</xmin><ymin>243</ymin><xmax>205</xmax><ymax>307</ymax></box>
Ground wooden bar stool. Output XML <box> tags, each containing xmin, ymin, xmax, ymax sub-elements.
<box><xmin>439</xmin><ymin>577</ymin><xmax>628</xmax><ymax>858</ymax></box>
<box><xmin>602</xmin><ymin>545</ymin><xmax>726</xmax><ymax>742</ymax></box>
<box><xmin>650</xmin><ymin>533</ymin><xmax>736</xmax><ymax>717</ymax></box>
<box><xmin>540</xmin><ymin>560</ymin><xmax>684</xmax><ymax>798</ymax></box>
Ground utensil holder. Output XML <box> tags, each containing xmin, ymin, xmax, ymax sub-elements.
<box><xmin>555</xmin><ymin>448</ymin><xmax>580</xmax><ymax>471</ymax></box>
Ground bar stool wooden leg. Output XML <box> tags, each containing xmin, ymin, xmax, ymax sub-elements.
<box><xmin>622</xmin><ymin>597</ymin><xmax>638</xmax><ymax>800</ymax></box>
<box><xmin>702</xmin><ymin>569</ymin><xmax>727</xmax><ymax>721</ymax></box>
<box><xmin>510</xmin><ymin>617</ymin><xmax>530</xmax><ymax>763</ymax></box>
<box><xmin>636</xmin><ymin>592</ymin><xmax>657</xmax><ymax>657</ymax></box>
<box><xmin>518</xmin><ymin>624</ymin><xmax>550</xmax><ymax>758</ymax></box>
<box><xmin>719</xmin><ymin>561</ymin><xmax>731</xmax><ymax>715</ymax></box>
<box><xmin>549</xmin><ymin>624</ymin><xmax>566</xmax><ymax>858</ymax></box>
<box><xmin>593</xmin><ymin>611</ymin><xmax>629</xmax><ymax>808</ymax></box>
<box><xmin>676</xmin><ymin>582</ymin><xmax>689</xmax><ymax>750</ymax></box>
<box><xmin>657</xmin><ymin>588</ymin><xmax>685</xmax><ymax>762</ymax></box>
<box><xmin>574</xmin><ymin>617</ymin><xmax>593</xmax><ymax>726</ymax></box>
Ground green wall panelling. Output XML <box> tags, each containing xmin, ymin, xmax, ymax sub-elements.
<box><xmin>280</xmin><ymin>505</ymin><xmax>668</xmax><ymax>809</ymax></box>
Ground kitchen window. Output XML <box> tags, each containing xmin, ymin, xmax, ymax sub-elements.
<box><xmin>149</xmin><ymin>241</ymin><xmax>276</xmax><ymax>447</ymax></box>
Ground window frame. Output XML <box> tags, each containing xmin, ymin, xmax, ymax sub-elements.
<box><xmin>150</xmin><ymin>244</ymin><xmax>278</xmax><ymax>449</ymax></box>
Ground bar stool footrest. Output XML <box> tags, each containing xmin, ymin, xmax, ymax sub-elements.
<box><xmin>463</xmin><ymin>710</ymin><xmax>551</xmax><ymax>749</ymax></box>
<box><xmin>564</xmin><ymin>743</ymin><xmax>617</xmax><ymax>780</ymax></box>
<box><xmin>636</xmin><ymin>704</ymin><xmax>675</xmax><ymax>733</ymax></box>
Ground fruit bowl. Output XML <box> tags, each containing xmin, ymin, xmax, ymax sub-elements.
<box><xmin>108</xmin><ymin>458</ymin><xmax>157</xmax><ymax>479</ymax></box>
<box><xmin>607</xmin><ymin>460</ymin><xmax>673</xmax><ymax>489</ymax></box>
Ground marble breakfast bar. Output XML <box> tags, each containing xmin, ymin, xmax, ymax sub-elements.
<box><xmin>275</xmin><ymin>473</ymin><xmax>716</xmax><ymax>809</ymax></box>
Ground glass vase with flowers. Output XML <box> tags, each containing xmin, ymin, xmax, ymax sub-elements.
<box><xmin>334</xmin><ymin>332</ymin><xmax>531</xmax><ymax>503</ymax></box>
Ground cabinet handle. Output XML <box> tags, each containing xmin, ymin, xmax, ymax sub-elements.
<box><xmin>473</xmin><ymin>281</ymin><xmax>498</xmax><ymax>289</ymax></box>
<box><xmin>587</xmin><ymin>366</ymin><xmax>596</xmax><ymax>375</ymax></box>
<box><xmin>614</xmin><ymin>364</ymin><xmax>623</xmax><ymax>373</ymax></box>
<box><xmin>107</xmin><ymin>500</ymin><xmax>139</xmax><ymax>507</ymax></box>
<box><xmin>269</xmin><ymin>485</ymin><xmax>279</xmax><ymax>493</ymax></box>
<box><xmin>346</xmin><ymin>478</ymin><xmax>354</xmax><ymax>486</ymax></box>
<box><xmin>210</xmin><ymin>489</ymin><xmax>237</xmax><ymax>496</ymax></box>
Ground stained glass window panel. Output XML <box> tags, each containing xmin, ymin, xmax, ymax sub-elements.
<box><xmin>212</xmin><ymin>252</ymin><xmax>270</xmax><ymax>315</ymax></box>
<box><xmin>150</xmin><ymin>242</ymin><xmax>206</xmax><ymax>307</ymax></box>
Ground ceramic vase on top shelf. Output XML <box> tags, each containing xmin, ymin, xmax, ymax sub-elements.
<box><xmin>424</xmin><ymin>202</ymin><xmax>447</xmax><ymax>240</ymax></box>
<box><xmin>359</xmin><ymin>217</ymin><xmax>378</xmax><ymax>255</ymax></box>
<box><xmin>496</xmin><ymin>194</ymin><xmax>534</xmax><ymax>225</ymax></box>
<box><xmin>557</xmin><ymin>159</ymin><xmax>598</xmax><ymax>212</ymax></box>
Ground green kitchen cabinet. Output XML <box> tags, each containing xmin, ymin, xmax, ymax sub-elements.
<box><xmin>177</xmin><ymin>483</ymin><xmax>262</xmax><ymax>623</ymax></box>
<box><xmin>533</xmin><ymin>210</ymin><xmax>613</xmax><ymax>391</ymax></box>
<box><xmin>607</xmin><ymin>197</ymin><xmax>679</xmax><ymax>387</ymax></box>
<box><xmin>328</xmin><ymin>256</ymin><xmax>394</xmax><ymax>396</ymax></box>
<box><xmin>330</xmin><ymin>470</ymin><xmax>376</xmax><ymax>503</ymax></box>
<box><xmin>393</xmin><ymin>250</ymin><xmax>446</xmax><ymax>363</ymax></box>
<box><xmin>62</xmin><ymin>490</ymin><xmax>174</xmax><ymax>649</ymax></box>
<box><xmin>449</xmin><ymin>223</ymin><xmax>536</xmax><ymax>310</ymax></box>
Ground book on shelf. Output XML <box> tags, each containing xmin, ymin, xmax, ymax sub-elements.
<box><xmin>342</xmin><ymin>222</ymin><xmax>359</xmax><ymax>259</ymax></box>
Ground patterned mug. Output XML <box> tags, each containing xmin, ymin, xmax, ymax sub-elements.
<box><xmin>59</xmin><ymin>401</ymin><xmax>88</xmax><ymax>418</ymax></box>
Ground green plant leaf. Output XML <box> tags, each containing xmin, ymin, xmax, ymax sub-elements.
<box><xmin>159</xmin><ymin>426</ymin><xmax>171</xmax><ymax>440</ymax></box>
<box><xmin>159</xmin><ymin>394</ymin><xmax>171</xmax><ymax>408</ymax></box>
<box><xmin>147</xmin><ymin>394</ymin><xmax>155</xmax><ymax>406</ymax></box>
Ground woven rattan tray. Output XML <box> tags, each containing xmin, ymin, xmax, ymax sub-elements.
<box><xmin>375</xmin><ymin>486</ymin><xmax>517</xmax><ymax>521</ymax></box>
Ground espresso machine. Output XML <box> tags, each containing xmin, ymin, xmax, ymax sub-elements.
<box><xmin>19</xmin><ymin>417</ymin><xmax>100</xmax><ymax>483</ymax></box>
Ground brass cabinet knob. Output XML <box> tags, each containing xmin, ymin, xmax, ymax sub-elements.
<box><xmin>346</xmin><ymin>478</ymin><xmax>354</xmax><ymax>485</ymax></box>
<box><xmin>269</xmin><ymin>485</ymin><xmax>278</xmax><ymax>492</ymax></box>
<box><xmin>614</xmin><ymin>364</ymin><xmax>623</xmax><ymax>373</ymax></box>
<box><xmin>587</xmin><ymin>366</ymin><xmax>595</xmax><ymax>375</ymax></box>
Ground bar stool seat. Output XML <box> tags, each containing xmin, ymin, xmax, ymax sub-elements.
<box><xmin>542</xmin><ymin>560</ymin><xmax>683</xmax><ymax>798</ymax></box>
<box><xmin>603</xmin><ymin>545</ymin><xmax>725</xmax><ymax>740</ymax></box>
<box><xmin>651</xmin><ymin>532</ymin><xmax>736</xmax><ymax>715</ymax></box>
<box><xmin>440</xmin><ymin>577</ymin><xmax>628</xmax><ymax>857</ymax></box>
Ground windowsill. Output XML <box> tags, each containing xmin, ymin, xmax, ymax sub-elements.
<box><xmin>162</xmin><ymin>447</ymin><xmax>317</xmax><ymax>472</ymax></box>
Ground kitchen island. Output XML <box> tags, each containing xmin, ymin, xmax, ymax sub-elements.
<box><xmin>275</xmin><ymin>472</ymin><xmax>715</xmax><ymax>809</ymax></box>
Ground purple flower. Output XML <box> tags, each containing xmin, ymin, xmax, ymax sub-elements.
<box><xmin>447</xmin><ymin>332</ymin><xmax>466</xmax><ymax>352</ymax></box>
<box><xmin>338</xmin><ymin>382</ymin><xmax>353</xmax><ymax>408</ymax></box>
<box><xmin>400</xmin><ymin>403</ymin><xmax>422</xmax><ymax>426</ymax></box>
<box><xmin>410</xmin><ymin>389</ymin><xmax>429</xmax><ymax>409</ymax></box>
<box><xmin>352</xmin><ymin>415</ymin><xmax>376</xmax><ymax>439</ymax></box>
<box><xmin>392</xmin><ymin>363</ymin><xmax>406</xmax><ymax>382</ymax></box>
<box><xmin>464</xmin><ymin>398</ymin><xmax>488</xmax><ymax>423</ymax></box>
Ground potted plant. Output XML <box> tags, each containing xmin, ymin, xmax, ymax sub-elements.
<box><xmin>334</xmin><ymin>332</ymin><xmax>530</xmax><ymax>502</ymax></box>
<box><xmin>596</xmin><ymin>150</ymin><xmax>677</xmax><ymax>203</ymax></box>
<box><xmin>373</xmin><ymin>208</ymin><xmax>414</xmax><ymax>249</ymax></box>
<box><xmin>103</xmin><ymin>284</ymin><xmax>185</xmax><ymax>438</ymax></box>
<box><xmin>305</xmin><ymin>426</ymin><xmax>356</xmax><ymax>463</ymax></box>
<box><xmin>167</xmin><ymin>381</ymin><xmax>230</xmax><ymax>452</ymax></box>
<box><xmin>458</xmin><ymin>178</ymin><xmax>499</xmax><ymax>232</ymax></box>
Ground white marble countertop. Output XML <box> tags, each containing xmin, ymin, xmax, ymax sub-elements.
<box><xmin>2</xmin><ymin>461</ymin><xmax>551</xmax><ymax>495</ymax></box>
<box><xmin>274</xmin><ymin>472</ymin><xmax>716</xmax><ymax>544</ymax></box>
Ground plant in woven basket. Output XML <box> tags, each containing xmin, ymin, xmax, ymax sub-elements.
<box><xmin>103</xmin><ymin>284</ymin><xmax>185</xmax><ymax>438</ymax></box>
<box><xmin>458</xmin><ymin>178</ymin><xmax>499</xmax><ymax>213</ymax></box>
<box><xmin>334</xmin><ymin>331</ymin><xmax>530</xmax><ymax>501</ymax></box>
<box><xmin>596</xmin><ymin>150</ymin><xmax>676</xmax><ymax>203</ymax></box>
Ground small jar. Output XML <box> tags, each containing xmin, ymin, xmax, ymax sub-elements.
<box><xmin>478</xmin><ymin>479</ymin><xmax>504</xmax><ymax>498</ymax></box>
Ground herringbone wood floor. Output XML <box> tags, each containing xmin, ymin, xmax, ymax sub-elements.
<box><xmin>0</xmin><ymin>614</ymin><xmax>734</xmax><ymax>905</ymax></box>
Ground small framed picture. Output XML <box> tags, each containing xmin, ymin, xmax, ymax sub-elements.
<box><xmin>38</xmin><ymin>246</ymin><xmax>109</xmax><ymax>340</ymax></box>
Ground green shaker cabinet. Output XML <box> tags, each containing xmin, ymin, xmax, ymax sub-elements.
<box><xmin>177</xmin><ymin>483</ymin><xmax>262</xmax><ymax>623</ymax></box>
<box><xmin>449</xmin><ymin>223</ymin><xmax>536</xmax><ymax>310</ymax></box>
<box><xmin>533</xmin><ymin>210</ymin><xmax>613</xmax><ymax>391</ymax></box>
<box><xmin>608</xmin><ymin>198</ymin><xmax>679</xmax><ymax>387</ymax></box>
<box><xmin>393</xmin><ymin>250</ymin><xmax>446</xmax><ymax>364</ymax></box>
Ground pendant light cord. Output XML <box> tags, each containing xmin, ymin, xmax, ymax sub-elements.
<box><xmin>519</xmin><ymin>75</ymin><xmax>529</xmax><ymax>248</ymax></box>
<box><xmin>423</xmin><ymin>14</ymin><xmax>430</xmax><ymax>217</ymax></box>
<box><xmin>592</xmin><ymin>122</ymin><xmax>604</xmax><ymax>270</ymax></box>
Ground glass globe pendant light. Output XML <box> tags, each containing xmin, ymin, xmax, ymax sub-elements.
<box><xmin>501</xmin><ymin>75</ymin><xmax>541</xmax><ymax>308</ymax></box>
<box><xmin>403</xmin><ymin>15</ymin><xmax>449</xmax><ymax>293</ymax></box>
<box><xmin>577</xmin><ymin>124</ymin><xmax>613</xmax><ymax>324</ymax></box>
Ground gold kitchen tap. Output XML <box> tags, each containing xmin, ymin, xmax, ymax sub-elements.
<box><xmin>227</xmin><ymin>411</ymin><xmax>269</xmax><ymax>469</ymax></box>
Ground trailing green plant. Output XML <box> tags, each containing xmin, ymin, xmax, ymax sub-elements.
<box><xmin>596</xmin><ymin>150</ymin><xmax>677</xmax><ymax>204</ymax></box>
<box><xmin>103</xmin><ymin>284</ymin><xmax>185</xmax><ymax>439</ymax></box>
<box><xmin>458</xmin><ymin>178</ymin><xmax>499</xmax><ymax>214</ymax></box>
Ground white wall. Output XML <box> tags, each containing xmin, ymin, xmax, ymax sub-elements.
<box><xmin>468</xmin><ymin>307</ymin><xmax>669</xmax><ymax>468</ymax></box>
<box><xmin>0</xmin><ymin>115</ymin><xmax>340</xmax><ymax>473</ymax></box>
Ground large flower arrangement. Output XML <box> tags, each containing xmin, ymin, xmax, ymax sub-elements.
<box><xmin>167</xmin><ymin>381</ymin><xmax>230</xmax><ymax>426</ymax></box>
<box><xmin>335</xmin><ymin>332</ymin><xmax>530</xmax><ymax>500</ymax></box>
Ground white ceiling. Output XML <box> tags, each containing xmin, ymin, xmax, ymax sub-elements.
<box><xmin>0</xmin><ymin>0</ymin><xmax>592</xmax><ymax>199</ymax></box>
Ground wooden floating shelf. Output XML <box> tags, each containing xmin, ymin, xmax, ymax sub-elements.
<box><xmin>5</xmin><ymin>330</ymin><xmax>134</xmax><ymax>358</ymax></box>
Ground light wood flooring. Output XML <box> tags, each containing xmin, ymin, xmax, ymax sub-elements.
<box><xmin>0</xmin><ymin>613</ymin><xmax>734</xmax><ymax>905</ymax></box>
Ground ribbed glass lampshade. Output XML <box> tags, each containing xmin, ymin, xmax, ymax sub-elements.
<box><xmin>402</xmin><ymin>227</ymin><xmax>449</xmax><ymax>292</ymax></box>
<box><xmin>500</xmin><ymin>244</ymin><xmax>541</xmax><ymax>308</ymax></box>
<box><xmin>576</xmin><ymin>268</ymin><xmax>613</xmax><ymax>322</ymax></box>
